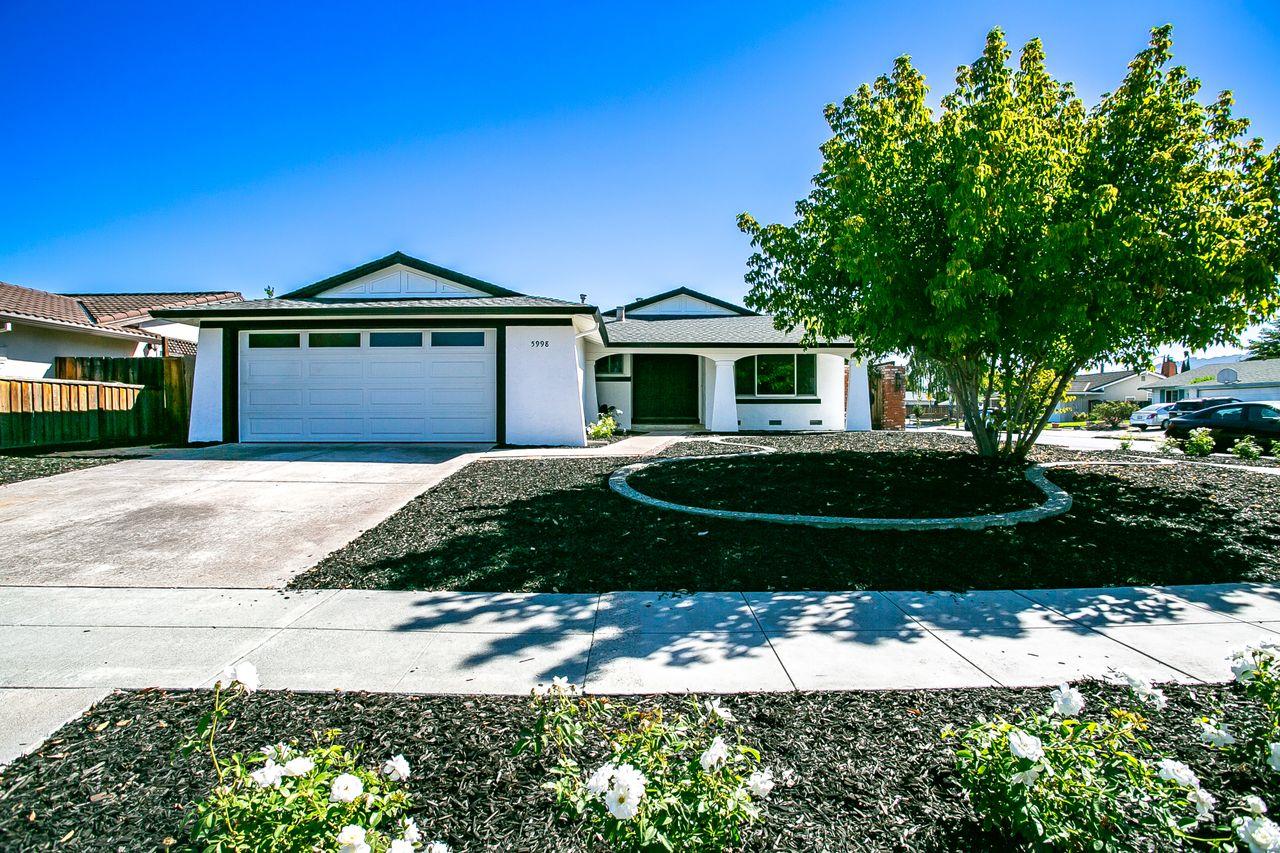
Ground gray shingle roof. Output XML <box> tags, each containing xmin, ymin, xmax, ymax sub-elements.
<box><xmin>1069</xmin><ymin>370</ymin><xmax>1145</xmax><ymax>393</ymax></box>
<box><xmin>602</xmin><ymin>315</ymin><xmax>851</xmax><ymax>347</ymax></box>
<box><xmin>1143</xmin><ymin>357</ymin><xmax>1280</xmax><ymax>389</ymax></box>
<box><xmin>154</xmin><ymin>295</ymin><xmax>588</xmax><ymax>318</ymax></box>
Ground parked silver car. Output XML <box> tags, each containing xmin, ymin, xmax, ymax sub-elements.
<box><xmin>1129</xmin><ymin>403</ymin><xmax>1176</xmax><ymax>430</ymax></box>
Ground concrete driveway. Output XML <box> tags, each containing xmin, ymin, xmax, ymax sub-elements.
<box><xmin>0</xmin><ymin>443</ymin><xmax>486</xmax><ymax>587</ymax></box>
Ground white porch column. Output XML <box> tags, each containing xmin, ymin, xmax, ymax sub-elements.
<box><xmin>582</xmin><ymin>356</ymin><xmax>600</xmax><ymax>423</ymax></box>
<box><xmin>708</xmin><ymin>358</ymin><xmax>739</xmax><ymax>432</ymax></box>
<box><xmin>845</xmin><ymin>358</ymin><xmax>872</xmax><ymax>431</ymax></box>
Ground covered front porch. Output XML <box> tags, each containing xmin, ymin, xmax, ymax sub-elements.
<box><xmin>580</xmin><ymin>347</ymin><xmax>873</xmax><ymax>433</ymax></box>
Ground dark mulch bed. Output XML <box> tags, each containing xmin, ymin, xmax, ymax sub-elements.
<box><xmin>0</xmin><ymin>454</ymin><xmax>122</xmax><ymax>486</ymax></box>
<box><xmin>290</xmin><ymin>432</ymin><xmax>1280</xmax><ymax>592</ymax></box>
<box><xmin>0</xmin><ymin>683</ymin><xmax>1264</xmax><ymax>851</ymax></box>
<box><xmin>630</xmin><ymin>450</ymin><xmax>1042</xmax><ymax>518</ymax></box>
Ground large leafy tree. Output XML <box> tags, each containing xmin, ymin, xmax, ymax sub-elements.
<box><xmin>1248</xmin><ymin>320</ymin><xmax>1280</xmax><ymax>360</ymax></box>
<box><xmin>739</xmin><ymin>26</ymin><xmax>1280</xmax><ymax>458</ymax></box>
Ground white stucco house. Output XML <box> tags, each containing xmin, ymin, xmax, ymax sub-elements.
<box><xmin>1051</xmin><ymin>369</ymin><xmax>1158</xmax><ymax>421</ymax></box>
<box><xmin>1142</xmin><ymin>358</ymin><xmax>1280</xmax><ymax>403</ymax></box>
<box><xmin>0</xmin><ymin>282</ymin><xmax>242</xmax><ymax>377</ymax></box>
<box><xmin>154</xmin><ymin>252</ymin><xmax>873</xmax><ymax>447</ymax></box>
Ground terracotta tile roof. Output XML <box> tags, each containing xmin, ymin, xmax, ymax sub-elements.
<box><xmin>0</xmin><ymin>281</ymin><xmax>97</xmax><ymax>328</ymax></box>
<box><xmin>70</xmin><ymin>291</ymin><xmax>242</xmax><ymax>324</ymax></box>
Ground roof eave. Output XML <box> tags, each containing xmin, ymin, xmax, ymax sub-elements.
<box><xmin>0</xmin><ymin>313</ymin><xmax>155</xmax><ymax>341</ymax></box>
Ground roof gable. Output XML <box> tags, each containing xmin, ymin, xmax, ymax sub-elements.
<box><xmin>612</xmin><ymin>287</ymin><xmax>755</xmax><ymax>318</ymax></box>
<box><xmin>282</xmin><ymin>252</ymin><xmax>522</xmax><ymax>299</ymax></box>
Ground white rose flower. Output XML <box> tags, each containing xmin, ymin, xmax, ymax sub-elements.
<box><xmin>1238</xmin><ymin>815</ymin><xmax>1280</xmax><ymax>853</ymax></box>
<box><xmin>249</xmin><ymin>760</ymin><xmax>285</xmax><ymax>788</ymax></box>
<box><xmin>700</xmin><ymin>736</ymin><xmax>730</xmax><ymax>772</ymax></box>
<box><xmin>746</xmin><ymin>768</ymin><xmax>775</xmax><ymax>799</ymax></box>
<box><xmin>586</xmin><ymin>762</ymin><xmax>616</xmax><ymax>796</ymax></box>
<box><xmin>389</xmin><ymin>841</ymin><xmax>414</xmax><ymax>853</ymax></box>
<box><xmin>604</xmin><ymin>784</ymin><xmax>643</xmax><ymax>820</ymax></box>
<box><xmin>779</xmin><ymin>767</ymin><xmax>797</xmax><ymax>787</ymax></box>
<box><xmin>1049</xmin><ymin>683</ymin><xmax>1085</xmax><ymax>717</ymax></box>
<box><xmin>383</xmin><ymin>754</ymin><xmax>411</xmax><ymax>782</ymax></box>
<box><xmin>705</xmin><ymin>698</ymin><xmax>735</xmax><ymax>723</ymax></box>
<box><xmin>1200</xmin><ymin>719</ymin><xmax>1236</xmax><ymax>748</ymax></box>
<box><xmin>217</xmin><ymin>660</ymin><xmax>259</xmax><ymax>693</ymax></box>
<box><xmin>1247</xmin><ymin>796</ymin><xmax>1269</xmax><ymax>815</ymax></box>
<box><xmin>1269</xmin><ymin>744</ymin><xmax>1280</xmax><ymax>773</ymax></box>
<box><xmin>424</xmin><ymin>843</ymin><xmax>451</xmax><ymax>853</ymax></box>
<box><xmin>336</xmin><ymin>825</ymin><xmax>366</xmax><ymax>846</ymax></box>
<box><xmin>611</xmin><ymin>763</ymin><xmax>647</xmax><ymax>796</ymax></box>
<box><xmin>283</xmin><ymin>756</ymin><xmax>315</xmax><ymax>776</ymax></box>
<box><xmin>330</xmin><ymin>773</ymin><xmax>365</xmax><ymax>803</ymax></box>
<box><xmin>1232</xmin><ymin>652</ymin><xmax>1260</xmax><ymax>684</ymax></box>
<box><xmin>1157</xmin><ymin>758</ymin><xmax>1200</xmax><ymax>789</ymax></box>
<box><xmin>550</xmin><ymin>675</ymin><xmax>578</xmax><ymax>695</ymax></box>
<box><xmin>1008</xmin><ymin>729</ymin><xmax>1044</xmax><ymax>762</ymax></box>
<box><xmin>1189</xmin><ymin>787</ymin><xmax>1217</xmax><ymax>823</ymax></box>
<box><xmin>260</xmin><ymin>742</ymin><xmax>289</xmax><ymax>761</ymax></box>
<box><xmin>401</xmin><ymin>817</ymin><xmax>423</xmax><ymax>843</ymax></box>
<box><xmin>1121</xmin><ymin>673</ymin><xmax>1167</xmax><ymax>710</ymax></box>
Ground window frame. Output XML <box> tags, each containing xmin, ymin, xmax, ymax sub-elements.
<box><xmin>368</xmin><ymin>331</ymin><xmax>424</xmax><ymax>348</ymax></box>
<box><xmin>735</xmin><ymin>354</ymin><xmax>819</xmax><ymax>399</ymax></box>
<box><xmin>595</xmin><ymin>354</ymin><xmax>627</xmax><ymax>377</ymax></box>
<box><xmin>308</xmin><ymin>331</ymin><xmax>361</xmax><ymax>348</ymax></box>
<box><xmin>430</xmin><ymin>331</ymin><xmax>486</xmax><ymax>348</ymax></box>
<box><xmin>247</xmin><ymin>332</ymin><xmax>301</xmax><ymax>349</ymax></box>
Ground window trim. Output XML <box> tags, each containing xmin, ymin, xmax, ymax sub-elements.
<box><xmin>735</xmin><ymin>354</ymin><xmax>819</xmax><ymax>399</ymax></box>
<box><xmin>247</xmin><ymin>332</ymin><xmax>301</xmax><ymax>349</ymax></box>
<box><xmin>430</xmin><ymin>330</ymin><xmax>486</xmax><ymax>347</ymax></box>
<box><xmin>368</xmin><ymin>331</ymin><xmax>424</xmax><ymax>348</ymax></box>
<box><xmin>307</xmin><ymin>331</ymin><xmax>361</xmax><ymax>348</ymax></box>
<box><xmin>595</xmin><ymin>354</ymin><xmax>627</xmax><ymax>377</ymax></box>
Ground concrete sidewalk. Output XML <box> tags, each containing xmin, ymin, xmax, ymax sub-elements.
<box><xmin>4</xmin><ymin>582</ymin><xmax>1280</xmax><ymax>764</ymax></box>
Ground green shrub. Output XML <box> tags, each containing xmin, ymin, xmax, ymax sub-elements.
<box><xmin>587</xmin><ymin>414</ymin><xmax>618</xmax><ymax>440</ymax></box>
<box><xmin>1271</xmin><ymin>439</ymin><xmax>1280</xmax><ymax>457</ymax></box>
<box><xmin>1091</xmin><ymin>401</ymin><xmax>1140</xmax><ymax>428</ymax></box>
<box><xmin>1184</xmin><ymin>427</ymin><xmax>1217</xmax><ymax>457</ymax></box>
<box><xmin>1118</xmin><ymin>438</ymin><xmax>1133</xmax><ymax>452</ymax></box>
<box><xmin>946</xmin><ymin>685</ymin><xmax>1206</xmax><ymax>850</ymax></box>
<box><xmin>516</xmin><ymin>681</ymin><xmax>778</xmax><ymax>851</ymax></box>
<box><xmin>186</xmin><ymin>663</ymin><xmax>444</xmax><ymax>853</ymax></box>
<box><xmin>1231</xmin><ymin>436</ymin><xmax>1263</xmax><ymax>460</ymax></box>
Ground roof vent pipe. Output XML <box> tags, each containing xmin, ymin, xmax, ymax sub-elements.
<box><xmin>617</xmin><ymin>306</ymin><xmax>625</xmax><ymax>321</ymax></box>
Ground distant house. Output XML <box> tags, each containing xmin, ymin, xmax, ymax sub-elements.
<box><xmin>1142</xmin><ymin>357</ymin><xmax>1280</xmax><ymax>403</ymax></box>
<box><xmin>1052</xmin><ymin>369</ymin><xmax>1160</xmax><ymax>422</ymax></box>
<box><xmin>0</xmin><ymin>282</ymin><xmax>242</xmax><ymax>378</ymax></box>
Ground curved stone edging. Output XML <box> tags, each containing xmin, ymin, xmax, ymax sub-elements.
<box><xmin>607</xmin><ymin>439</ymin><xmax>1178</xmax><ymax>531</ymax></box>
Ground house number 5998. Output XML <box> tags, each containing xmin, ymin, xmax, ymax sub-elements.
<box><xmin>530</xmin><ymin>340</ymin><xmax>550</xmax><ymax>348</ymax></box>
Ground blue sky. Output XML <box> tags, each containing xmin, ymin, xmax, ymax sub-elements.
<box><xmin>2</xmin><ymin>1</ymin><xmax>1277</xmax><ymax>352</ymax></box>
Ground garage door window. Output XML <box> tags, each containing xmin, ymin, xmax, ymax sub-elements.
<box><xmin>309</xmin><ymin>332</ymin><xmax>360</xmax><ymax>348</ymax></box>
<box><xmin>369</xmin><ymin>332</ymin><xmax>423</xmax><ymax>348</ymax></box>
<box><xmin>431</xmin><ymin>331</ymin><xmax>485</xmax><ymax>347</ymax></box>
<box><xmin>248</xmin><ymin>333</ymin><xmax>300</xmax><ymax>348</ymax></box>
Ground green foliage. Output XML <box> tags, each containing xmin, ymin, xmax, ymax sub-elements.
<box><xmin>738</xmin><ymin>25</ymin><xmax>1280</xmax><ymax>459</ymax></box>
<box><xmin>1185</xmin><ymin>427</ymin><xmax>1217</xmax><ymax>457</ymax></box>
<box><xmin>191</xmin><ymin>734</ymin><xmax>414</xmax><ymax>852</ymax></box>
<box><xmin>1271</xmin><ymin>439</ymin><xmax>1280</xmax><ymax>457</ymax></box>
<box><xmin>1227</xmin><ymin>642</ymin><xmax>1280</xmax><ymax>788</ymax></box>
<box><xmin>1091</xmin><ymin>401</ymin><xmax>1140</xmax><ymax>428</ymax></box>
<box><xmin>587</xmin><ymin>414</ymin><xmax>619</xmax><ymax>440</ymax></box>
<box><xmin>184</xmin><ymin>670</ymin><xmax>433</xmax><ymax>853</ymax></box>
<box><xmin>1249</xmin><ymin>320</ymin><xmax>1280</xmax><ymax>361</ymax></box>
<box><xmin>516</xmin><ymin>684</ymin><xmax>776</xmax><ymax>852</ymax></box>
<box><xmin>1231</xmin><ymin>436</ymin><xmax>1263</xmax><ymax>460</ymax></box>
<box><xmin>947</xmin><ymin>707</ymin><xmax>1201</xmax><ymax>850</ymax></box>
<box><xmin>1118</xmin><ymin>438</ymin><xmax>1133</xmax><ymax>452</ymax></box>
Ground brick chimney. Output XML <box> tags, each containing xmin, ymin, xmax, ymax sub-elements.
<box><xmin>1160</xmin><ymin>356</ymin><xmax>1178</xmax><ymax>377</ymax></box>
<box><xmin>878</xmin><ymin>363</ymin><xmax>907</xmax><ymax>430</ymax></box>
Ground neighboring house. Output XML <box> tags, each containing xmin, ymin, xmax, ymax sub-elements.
<box><xmin>153</xmin><ymin>252</ymin><xmax>873</xmax><ymax>447</ymax></box>
<box><xmin>0</xmin><ymin>282</ymin><xmax>242</xmax><ymax>377</ymax></box>
<box><xmin>1142</xmin><ymin>357</ymin><xmax>1280</xmax><ymax>403</ymax></box>
<box><xmin>1053</xmin><ymin>369</ymin><xmax>1159</xmax><ymax>421</ymax></box>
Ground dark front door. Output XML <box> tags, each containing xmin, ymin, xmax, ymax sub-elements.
<box><xmin>632</xmin><ymin>355</ymin><xmax>700</xmax><ymax>424</ymax></box>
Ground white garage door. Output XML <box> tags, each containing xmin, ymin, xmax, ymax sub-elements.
<box><xmin>239</xmin><ymin>329</ymin><xmax>497</xmax><ymax>442</ymax></box>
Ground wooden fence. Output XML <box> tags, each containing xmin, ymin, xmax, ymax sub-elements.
<box><xmin>0</xmin><ymin>356</ymin><xmax>194</xmax><ymax>450</ymax></box>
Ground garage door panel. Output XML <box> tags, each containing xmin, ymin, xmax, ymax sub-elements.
<box><xmin>308</xmin><ymin>361</ymin><xmax>364</xmax><ymax>379</ymax></box>
<box><xmin>240</xmin><ymin>329</ymin><xmax>496</xmax><ymax>442</ymax></box>
<box><xmin>430</xmin><ymin>360</ymin><xmax>487</xmax><ymax>379</ymax></box>
<box><xmin>246</xmin><ymin>388</ymin><xmax>303</xmax><ymax>406</ymax></box>
<box><xmin>246</xmin><ymin>360</ymin><xmax>304</xmax><ymax>379</ymax></box>
<box><xmin>308</xmin><ymin>388</ymin><xmax>364</xmax><ymax>406</ymax></box>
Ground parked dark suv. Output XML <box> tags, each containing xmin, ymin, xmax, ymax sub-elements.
<box><xmin>1166</xmin><ymin>397</ymin><xmax>1241</xmax><ymax>417</ymax></box>
<box><xmin>1164</xmin><ymin>401</ymin><xmax>1280</xmax><ymax>448</ymax></box>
